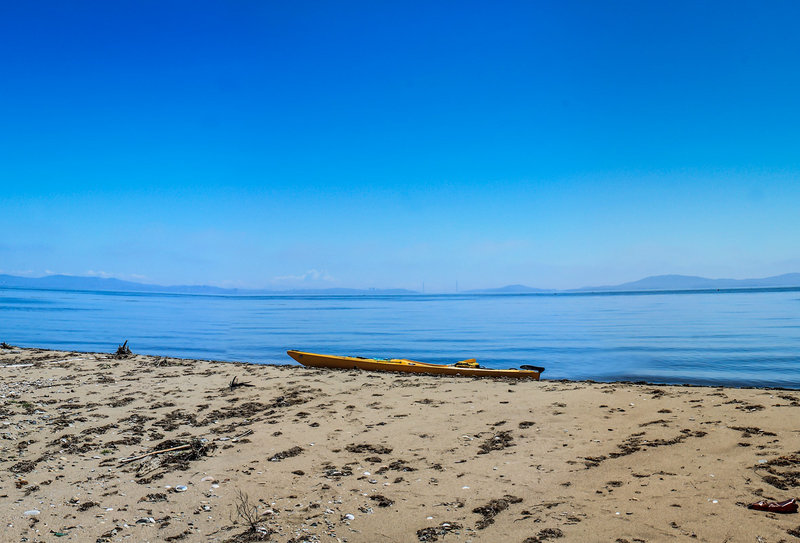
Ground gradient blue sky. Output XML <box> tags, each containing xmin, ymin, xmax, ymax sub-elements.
<box><xmin>3</xmin><ymin>1</ymin><xmax>800</xmax><ymax>291</ymax></box>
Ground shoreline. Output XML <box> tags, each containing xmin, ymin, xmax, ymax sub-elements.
<box><xmin>1</xmin><ymin>346</ymin><xmax>799</xmax><ymax>542</ymax></box>
<box><xmin>4</xmin><ymin>343</ymin><xmax>794</xmax><ymax>392</ymax></box>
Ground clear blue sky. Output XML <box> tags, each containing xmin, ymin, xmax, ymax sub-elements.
<box><xmin>2</xmin><ymin>1</ymin><xmax>800</xmax><ymax>291</ymax></box>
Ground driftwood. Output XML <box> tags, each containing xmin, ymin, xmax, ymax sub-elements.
<box><xmin>231</xmin><ymin>429</ymin><xmax>254</xmax><ymax>441</ymax></box>
<box><xmin>118</xmin><ymin>444</ymin><xmax>191</xmax><ymax>465</ymax></box>
<box><xmin>115</xmin><ymin>340</ymin><xmax>133</xmax><ymax>358</ymax></box>
<box><xmin>229</xmin><ymin>376</ymin><xmax>254</xmax><ymax>389</ymax></box>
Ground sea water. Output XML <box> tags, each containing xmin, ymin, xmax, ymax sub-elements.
<box><xmin>1</xmin><ymin>287</ymin><xmax>799</xmax><ymax>388</ymax></box>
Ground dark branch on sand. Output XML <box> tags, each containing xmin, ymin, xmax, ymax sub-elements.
<box><xmin>115</xmin><ymin>340</ymin><xmax>133</xmax><ymax>358</ymax></box>
<box><xmin>229</xmin><ymin>376</ymin><xmax>255</xmax><ymax>389</ymax></box>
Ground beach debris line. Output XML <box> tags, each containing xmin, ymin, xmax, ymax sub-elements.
<box><xmin>1</xmin><ymin>341</ymin><xmax>14</xmax><ymax>349</ymax></box>
<box><xmin>748</xmin><ymin>498</ymin><xmax>798</xmax><ymax>513</ymax></box>
<box><xmin>115</xmin><ymin>340</ymin><xmax>132</xmax><ymax>358</ymax></box>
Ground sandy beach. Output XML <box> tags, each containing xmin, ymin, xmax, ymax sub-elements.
<box><xmin>1</xmin><ymin>346</ymin><xmax>799</xmax><ymax>542</ymax></box>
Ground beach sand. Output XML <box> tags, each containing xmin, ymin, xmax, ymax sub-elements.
<box><xmin>1</xmin><ymin>346</ymin><xmax>799</xmax><ymax>542</ymax></box>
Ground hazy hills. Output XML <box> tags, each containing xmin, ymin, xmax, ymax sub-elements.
<box><xmin>2</xmin><ymin>273</ymin><xmax>800</xmax><ymax>296</ymax></box>
<box><xmin>0</xmin><ymin>274</ymin><xmax>415</xmax><ymax>296</ymax></box>
<box><xmin>469</xmin><ymin>273</ymin><xmax>800</xmax><ymax>294</ymax></box>
<box><xmin>0</xmin><ymin>274</ymin><xmax>234</xmax><ymax>295</ymax></box>
<box><xmin>572</xmin><ymin>273</ymin><xmax>800</xmax><ymax>292</ymax></box>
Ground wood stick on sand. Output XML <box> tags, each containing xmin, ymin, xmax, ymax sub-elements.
<box><xmin>118</xmin><ymin>444</ymin><xmax>191</xmax><ymax>465</ymax></box>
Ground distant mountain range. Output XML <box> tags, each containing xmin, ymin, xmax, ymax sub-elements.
<box><xmin>2</xmin><ymin>273</ymin><xmax>800</xmax><ymax>296</ymax></box>
<box><xmin>0</xmin><ymin>274</ymin><xmax>415</xmax><ymax>296</ymax></box>
<box><xmin>572</xmin><ymin>273</ymin><xmax>800</xmax><ymax>292</ymax></box>
<box><xmin>460</xmin><ymin>274</ymin><xmax>800</xmax><ymax>294</ymax></box>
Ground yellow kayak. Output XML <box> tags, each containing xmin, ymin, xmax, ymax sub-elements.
<box><xmin>287</xmin><ymin>350</ymin><xmax>543</xmax><ymax>379</ymax></box>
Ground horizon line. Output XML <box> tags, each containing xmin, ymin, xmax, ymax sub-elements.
<box><xmin>3</xmin><ymin>272</ymin><xmax>800</xmax><ymax>296</ymax></box>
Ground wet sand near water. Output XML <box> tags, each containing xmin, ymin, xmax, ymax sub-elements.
<box><xmin>1</xmin><ymin>345</ymin><xmax>799</xmax><ymax>542</ymax></box>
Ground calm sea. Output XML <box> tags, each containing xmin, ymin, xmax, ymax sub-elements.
<box><xmin>1</xmin><ymin>287</ymin><xmax>799</xmax><ymax>388</ymax></box>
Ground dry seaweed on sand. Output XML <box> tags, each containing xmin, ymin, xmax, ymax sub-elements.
<box><xmin>369</xmin><ymin>494</ymin><xmax>394</xmax><ymax>507</ymax></box>
<box><xmin>584</xmin><ymin>429</ymin><xmax>708</xmax><ymax>468</ymax></box>
<box><xmin>730</xmin><ymin>426</ymin><xmax>777</xmax><ymax>438</ymax></box>
<box><xmin>523</xmin><ymin>528</ymin><xmax>565</xmax><ymax>542</ymax></box>
<box><xmin>754</xmin><ymin>451</ymin><xmax>800</xmax><ymax>490</ymax></box>
<box><xmin>345</xmin><ymin>443</ymin><xmax>393</xmax><ymax>455</ymax></box>
<box><xmin>472</xmin><ymin>495</ymin><xmax>523</xmax><ymax>529</ymax></box>
<box><xmin>268</xmin><ymin>446</ymin><xmax>304</xmax><ymax>462</ymax></box>
<box><xmin>416</xmin><ymin>522</ymin><xmax>462</xmax><ymax>542</ymax></box>
<box><xmin>10</xmin><ymin>459</ymin><xmax>38</xmax><ymax>473</ymax></box>
<box><xmin>375</xmin><ymin>459</ymin><xmax>416</xmax><ymax>473</ymax></box>
<box><xmin>477</xmin><ymin>430</ymin><xmax>514</xmax><ymax>454</ymax></box>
